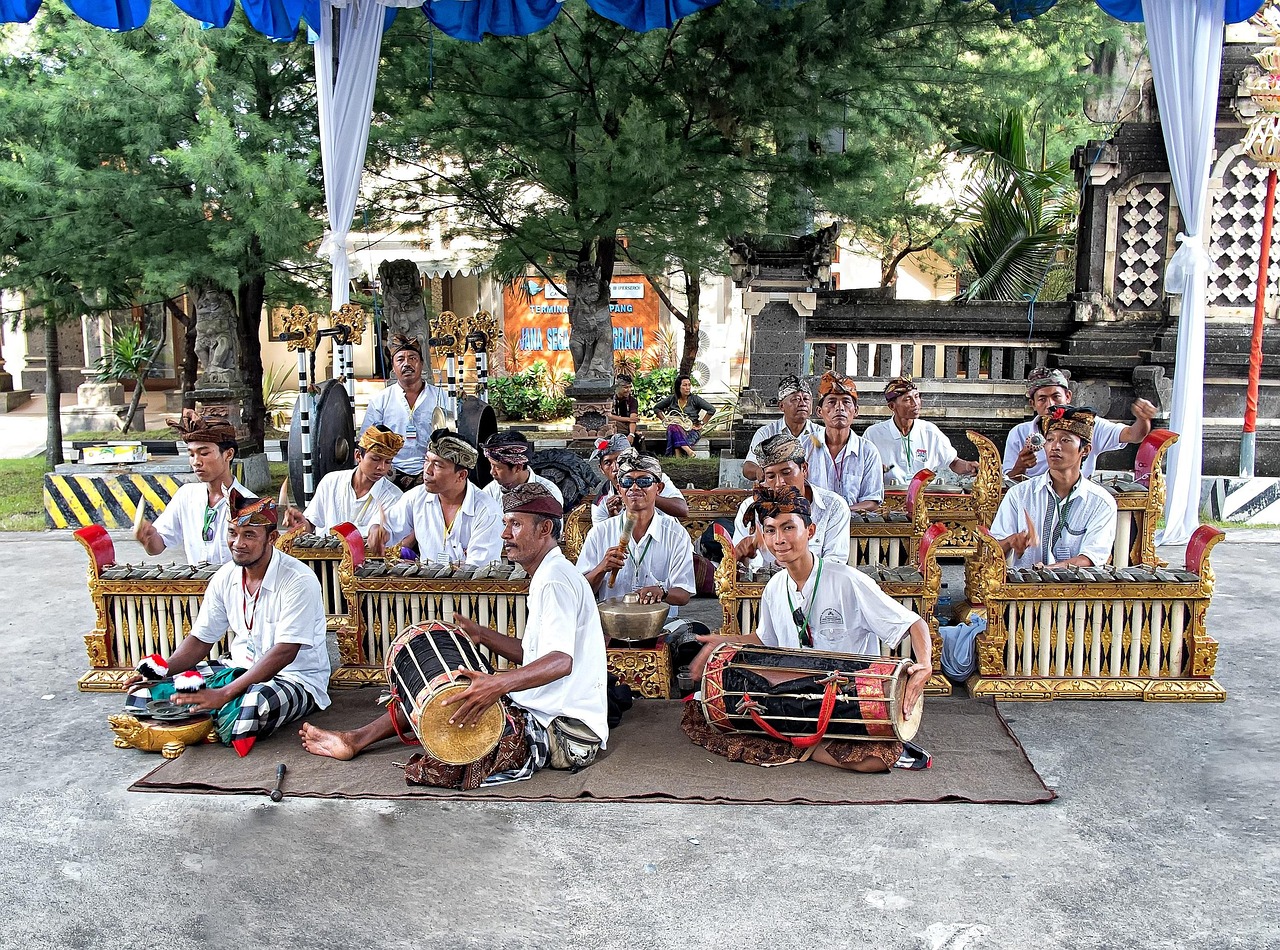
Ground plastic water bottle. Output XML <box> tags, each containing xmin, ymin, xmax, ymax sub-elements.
<box><xmin>937</xmin><ymin>583</ymin><xmax>953</xmax><ymax>623</ymax></box>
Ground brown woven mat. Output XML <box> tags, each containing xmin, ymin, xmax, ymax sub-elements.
<box><xmin>129</xmin><ymin>691</ymin><xmax>1055</xmax><ymax>805</ymax></box>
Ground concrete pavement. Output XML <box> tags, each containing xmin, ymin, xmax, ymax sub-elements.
<box><xmin>0</xmin><ymin>530</ymin><xmax>1276</xmax><ymax>949</ymax></box>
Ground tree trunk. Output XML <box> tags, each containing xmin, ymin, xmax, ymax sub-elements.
<box><xmin>121</xmin><ymin>361</ymin><xmax>153</xmax><ymax>433</ymax></box>
<box><xmin>182</xmin><ymin>290</ymin><xmax>198</xmax><ymax>410</ymax></box>
<box><xmin>237</xmin><ymin>273</ymin><xmax>267</xmax><ymax>449</ymax></box>
<box><xmin>44</xmin><ymin>319</ymin><xmax>63</xmax><ymax>468</ymax></box>
<box><xmin>678</xmin><ymin>268</ymin><xmax>702</xmax><ymax>378</ymax></box>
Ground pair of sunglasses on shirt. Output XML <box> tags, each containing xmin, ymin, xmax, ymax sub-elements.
<box><xmin>619</xmin><ymin>475</ymin><xmax>658</xmax><ymax>489</ymax></box>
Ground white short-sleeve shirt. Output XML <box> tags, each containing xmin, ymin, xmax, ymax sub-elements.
<box><xmin>303</xmin><ymin>470</ymin><xmax>403</xmax><ymax>535</ymax></box>
<box><xmin>360</xmin><ymin>382</ymin><xmax>450</xmax><ymax>476</ymax></box>
<box><xmin>383</xmin><ymin>481</ymin><xmax>505</xmax><ymax>566</ymax></box>
<box><xmin>744</xmin><ymin>418</ymin><xmax>826</xmax><ymax>467</ymax></box>
<box><xmin>1002</xmin><ymin>416</ymin><xmax>1126</xmax><ymax>478</ymax></box>
<box><xmin>863</xmin><ymin>418</ymin><xmax>958</xmax><ymax>479</ymax></box>
<box><xmin>756</xmin><ymin>557</ymin><xmax>920</xmax><ymax>656</ymax></box>
<box><xmin>153</xmin><ymin>478</ymin><xmax>253</xmax><ymax>566</ymax></box>
<box><xmin>990</xmin><ymin>472</ymin><xmax>1118</xmax><ymax>569</ymax></box>
<box><xmin>189</xmin><ymin>549</ymin><xmax>331</xmax><ymax>708</ymax></box>
<box><xmin>731</xmin><ymin>486</ymin><xmax>851</xmax><ymax>570</ymax></box>
<box><xmin>510</xmin><ymin>546</ymin><xmax>609</xmax><ymax>747</ymax></box>
<box><xmin>591</xmin><ymin>474</ymin><xmax>683</xmax><ymax>524</ymax></box>
<box><xmin>576</xmin><ymin>509</ymin><xmax>696</xmax><ymax>602</ymax></box>
<box><xmin>482</xmin><ymin>471</ymin><xmax>564</xmax><ymax>507</ymax></box>
<box><xmin>806</xmin><ymin>432</ymin><xmax>884</xmax><ymax>506</ymax></box>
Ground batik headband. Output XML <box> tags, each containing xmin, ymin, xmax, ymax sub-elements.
<box><xmin>228</xmin><ymin>489</ymin><xmax>278</xmax><ymax>528</ymax></box>
<box><xmin>616</xmin><ymin>449</ymin><xmax>663</xmax><ymax>477</ymax></box>
<box><xmin>743</xmin><ymin>486</ymin><xmax>812</xmax><ymax>528</ymax></box>
<box><xmin>501</xmin><ymin>482</ymin><xmax>564</xmax><ymax>518</ymax></box>
<box><xmin>359</xmin><ymin>424</ymin><xmax>405</xmax><ymax>460</ymax></box>
<box><xmin>1025</xmin><ymin>366</ymin><xmax>1071</xmax><ymax>397</ymax></box>
<box><xmin>389</xmin><ymin>334</ymin><xmax>423</xmax><ymax>358</ymax></box>
<box><xmin>428</xmin><ymin>430</ymin><xmax>479</xmax><ymax>470</ymax></box>
<box><xmin>483</xmin><ymin>433</ymin><xmax>532</xmax><ymax>467</ymax></box>
<box><xmin>1040</xmin><ymin>406</ymin><xmax>1096</xmax><ymax>445</ymax></box>
<box><xmin>592</xmin><ymin>434</ymin><xmax>632</xmax><ymax>462</ymax></box>
<box><xmin>817</xmin><ymin>371</ymin><xmax>858</xmax><ymax>404</ymax></box>
<box><xmin>167</xmin><ymin>407</ymin><xmax>236</xmax><ymax>445</ymax></box>
<box><xmin>756</xmin><ymin>433</ymin><xmax>806</xmax><ymax>469</ymax></box>
<box><xmin>884</xmin><ymin>376</ymin><xmax>918</xmax><ymax>404</ymax></box>
<box><xmin>777</xmin><ymin>374</ymin><xmax>807</xmax><ymax>400</ymax></box>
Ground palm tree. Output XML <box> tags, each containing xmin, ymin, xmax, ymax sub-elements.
<box><xmin>952</xmin><ymin>110</ymin><xmax>1077</xmax><ymax>302</ymax></box>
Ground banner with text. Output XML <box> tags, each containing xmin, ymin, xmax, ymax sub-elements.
<box><xmin>501</xmin><ymin>276</ymin><xmax>661</xmax><ymax>376</ymax></box>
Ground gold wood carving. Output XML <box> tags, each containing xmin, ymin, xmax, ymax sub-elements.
<box><xmin>283</xmin><ymin>305</ymin><xmax>320</xmax><ymax>353</ymax></box>
<box><xmin>330</xmin><ymin>303</ymin><xmax>367</xmax><ymax>346</ymax></box>
<box><xmin>607</xmin><ymin>646</ymin><xmax>673</xmax><ymax>699</ymax></box>
<box><xmin>431</xmin><ymin>310</ymin><xmax>466</xmax><ymax>361</ymax></box>
<box><xmin>563</xmin><ymin>501</ymin><xmax>594</xmax><ymax>563</ymax></box>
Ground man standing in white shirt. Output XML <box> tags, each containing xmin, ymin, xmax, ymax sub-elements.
<box><xmin>373</xmin><ymin>430</ymin><xmax>504</xmax><ymax>566</ymax></box>
<box><xmin>1003</xmin><ymin>366</ymin><xmax>1157</xmax><ymax>480</ymax></box>
<box><xmin>589</xmin><ymin>434</ymin><xmax>688</xmax><ymax>524</ymax></box>
<box><xmin>481</xmin><ymin>430</ymin><xmax>564</xmax><ymax>506</ymax></box>
<box><xmin>685</xmin><ymin>486</ymin><xmax>931</xmax><ymax>773</ymax></box>
<box><xmin>361</xmin><ymin>335</ymin><xmax>449</xmax><ymax>491</ymax></box>
<box><xmin>300</xmin><ymin>483</ymin><xmax>609</xmax><ymax>787</ymax></box>
<box><xmin>864</xmin><ymin>376</ymin><xmax>977</xmax><ymax>483</ymax></box>
<box><xmin>133</xmin><ymin>407</ymin><xmax>253</xmax><ymax>565</ymax></box>
<box><xmin>578</xmin><ymin>451</ymin><xmax>696</xmax><ymax>610</ymax></box>
<box><xmin>732</xmin><ymin>433</ymin><xmax>850</xmax><ymax>570</ymax></box>
<box><xmin>282</xmin><ymin>425</ymin><xmax>403</xmax><ymax>551</ymax></box>
<box><xmin>741</xmin><ymin>375</ymin><xmax>825</xmax><ymax>482</ymax></box>
<box><xmin>806</xmin><ymin>371</ymin><xmax>884</xmax><ymax>512</ymax></box>
<box><xmin>992</xmin><ymin>406</ymin><xmax>1118</xmax><ymax>569</ymax></box>
<box><xmin>123</xmin><ymin>491</ymin><xmax>330</xmax><ymax>757</ymax></box>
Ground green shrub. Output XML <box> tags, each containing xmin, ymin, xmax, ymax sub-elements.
<box><xmin>634</xmin><ymin>367</ymin><xmax>677</xmax><ymax>413</ymax></box>
<box><xmin>489</xmin><ymin>361</ymin><xmax>574</xmax><ymax>421</ymax></box>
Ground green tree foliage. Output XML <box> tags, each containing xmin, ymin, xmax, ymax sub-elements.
<box><xmin>93</xmin><ymin>323</ymin><xmax>163</xmax><ymax>433</ymax></box>
<box><xmin>0</xmin><ymin>7</ymin><xmax>324</xmax><ymax>448</ymax></box>
<box><xmin>952</xmin><ymin>109</ymin><xmax>1078</xmax><ymax>301</ymax></box>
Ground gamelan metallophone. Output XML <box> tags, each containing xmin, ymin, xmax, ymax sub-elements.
<box><xmin>563</xmin><ymin>469</ymin><xmax>937</xmax><ymax>570</ymax></box>
<box><xmin>330</xmin><ymin>524</ymin><xmax>676</xmax><ymax>698</ymax></box>
<box><xmin>963</xmin><ymin>524</ymin><xmax>1225</xmax><ymax>701</ymax></box>
<box><xmin>276</xmin><ymin>529</ymin><xmax>348</xmax><ymax>629</ymax></box>
<box><xmin>712</xmin><ymin>522</ymin><xmax>952</xmax><ymax>696</ymax></box>
<box><xmin>73</xmin><ymin>525</ymin><xmax>228</xmax><ymax>690</ymax></box>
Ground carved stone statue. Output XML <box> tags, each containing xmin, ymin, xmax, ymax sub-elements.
<box><xmin>566</xmin><ymin>263</ymin><xmax>614</xmax><ymax>386</ymax></box>
<box><xmin>378</xmin><ymin>259</ymin><xmax>428</xmax><ymax>355</ymax></box>
<box><xmin>194</xmin><ymin>288</ymin><xmax>240</xmax><ymax>388</ymax></box>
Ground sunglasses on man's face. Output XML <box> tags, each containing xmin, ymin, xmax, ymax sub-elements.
<box><xmin>619</xmin><ymin>475</ymin><xmax>657</xmax><ymax>489</ymax></box>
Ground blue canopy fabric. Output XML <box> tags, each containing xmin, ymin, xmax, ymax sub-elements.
<box><xmin>987</xmin><ymin>0</ymin><xmax>1266</xmax><ymax>22</ymax></box>
<box><xmin>1</xmin><ymin>0</ymin><xmax>724</xmax><ymax>39</ymax></box>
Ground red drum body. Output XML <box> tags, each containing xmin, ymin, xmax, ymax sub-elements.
<box><xmin>385</xmin><ymin>621</ymin><xmax>506</xmax><ymax>765</ymax></box>
<box><xmin>699</xmin><ymin>643</ymin><xmax>921</xmax><ymax>745</ymax></box>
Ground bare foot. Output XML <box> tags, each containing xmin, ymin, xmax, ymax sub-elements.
<box><xmin>299</xmin><ymin>721</ymin><xmax>359</xmax><ymax>761</ymax></box>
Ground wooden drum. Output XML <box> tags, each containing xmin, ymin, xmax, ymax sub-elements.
<box><xmin>700</xmin><ymin>643</ymin><xmax>922</xmax><ymax>746</ymax></box>
<box><xmin>385</xmin><ymin>621</ymin><xmax>506</xmax><ymax>765</ymax></box>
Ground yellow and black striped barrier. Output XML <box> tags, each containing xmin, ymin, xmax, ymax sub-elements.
<box><xmin>44</xmin><ymin>472</ymin><xmax>186</xmax><ymax>530</ymax></box>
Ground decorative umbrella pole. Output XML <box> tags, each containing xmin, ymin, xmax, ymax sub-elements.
<box><xmin>1241</xmin><ymin>33</ymin><xmax>1280</xmax><ymax>476</ymax></box>
<box><xmin>283</xmin><ymin>306</ymin><xmax>320</xmax><ymax>503</ymax></box>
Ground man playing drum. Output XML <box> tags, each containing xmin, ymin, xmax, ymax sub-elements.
<box><xmin>806</xmin><ymin>371</ymin><xmax>884</xmax><ymax>513</ymax></box>
<box><xmin>123</xmin><ymin>492</ymin><xmax>331</xmax><ymax>756</ymax></box>
<box><xmin>480</xmin><ymin>430</ymin><xmax>564</xmax><ymax>506</ymax></box>
<box><xmin>299</xmin><ymin>483</ymin><xmax>609</xmax><ymax>788</ymax></box>
<box><xmin>281</xmin><ymin>424</ymin><xmax>403</xmax><ymax>552</ymax></box>
<box><xmin>1003</xmin><ymin>367</ymin><xmax>1157</xmax><ymax>481</ymax></box>
<box><xmin>590</xmin><ymin>434</ymin><xmax>688</xmax><ymax>524</ymax></box>
<box><xmin>731</xmin><ymin>433</ymin><xmax>850</xmax><ymax>571</ymax></box>
<box><xmin>361</xmin><ymin>334</ymin><xmax>449</xmax><ymax>491</ymax></box>
<box><xmin>133</xmin><ymin>407</ymin><xmax>253</xmax><ymax>565</ymax></box>
<box><xmin>741</xmin><ymin>375</ymin><xmax>825</xmax><ymax>483</ymax></box>
<box><xmin>371</xmin><ymin>430</ymin><xmax>504</xmax><ymax>566</ymax></box>
<box><xmin>992</xmin><ymin>407</ymin><xmax>1118</xmax><ymax>570</ymax></box>
<box><xmin>686</xmin><ymin>487</ymin><xmax>931</xmax><ymax>772</ymax></box>
<box><xmin>578</xmin><ymin>451</ymin><xmax>696</xmax><ymax>613</ymax></box>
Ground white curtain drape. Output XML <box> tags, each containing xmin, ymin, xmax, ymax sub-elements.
<box><xmin>1142</xmin><ymin>0</ymin><xmax>1226</xmax><ymax>545</ymax></box>
<box><xmin>315</xmin><ymin>0</ymin><xmax>386</xmax><ymax>389</ymax></box>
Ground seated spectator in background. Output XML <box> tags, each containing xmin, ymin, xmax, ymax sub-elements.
<box><xmin>1003</xmin><ymin>367</ymin><xmax>1157</xmax><ymax>480</ymax></box>
<box><xmin>373</xmin><ymin>430</ymin><xmax>504</xmax><ymax>566</ymax></box>
<box><xmin>481</xmin><ymin>430</ymin><xmax>564</xmax><ymax>506</ymax></box>
<box><xmin>578</xmin><ymin>451</ymin><xmax>696</xmax><ymax>614</ymax></box>
<box><xmin>991</xmin><ymin>407</ymin><xmax>1118</xmax><ymax>570</ymax></box>
<box><xmin>651</xmin><ymin>374</ymin><xmax>715</xmax><ymax>457</ymax></box>
<box><xmin>732</xmin><ymin>433</ymin><xmax>850</xmax><ymax>571</ymax></box>
<box><xmin>591</xmin><ymin>434</ymin><xmax>689</xmax><ymax>524</ymax></box>
<box><xmin>806</xmin><ymin>371</ymin><xmax>883</xmax><ymax>512</ymax></box>
<box><xmin>608</xmin><ymin>374</ymin><xmax>642</xmax><ymax>450</ymax></box>
<box><xmin>741</xmin><ymin>374</ymin><xmax>825</xmax><ymax>483</ymax></box>
<box><xmin>864</xmin><ymin>376</ymin><xmax>977</xmax><ymax>484</ymax></box>
<box><xmin>282</xmin><ymin>425</ymin><xmax>403</xmax><ymax>553</ymax></box>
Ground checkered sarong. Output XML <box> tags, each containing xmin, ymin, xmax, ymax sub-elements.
<box><xmin>126</xmin><ymin>660</ymin><xmax>317</xmax><ymax>755</ymax></box>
